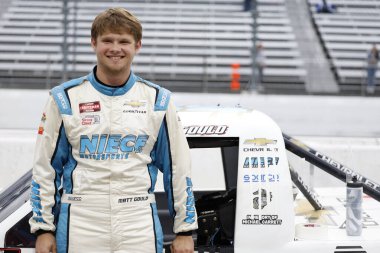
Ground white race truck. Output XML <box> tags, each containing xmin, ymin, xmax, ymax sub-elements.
<box><xmin>1</xmin><ymin>107</ymin><xmax>380</xmax><ymax>253</ymax></box>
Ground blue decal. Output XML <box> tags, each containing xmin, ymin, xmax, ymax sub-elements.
<box><xmin>184</xmin><ymin>177</ymin><xmax>196</xmax><ymax>224</ymax></box>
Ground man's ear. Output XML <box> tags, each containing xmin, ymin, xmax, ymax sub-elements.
<box><xmin>135</xmin><ymin>40</ymin><xmax>142</xmax><ymax>53</ymax></box>
<box><xmin>91</xmin><ymin>38</ymin><xmax>96</xmax><ymax>50</ymax></box>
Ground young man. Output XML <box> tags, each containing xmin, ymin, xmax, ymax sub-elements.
<box><xmin>29</xmin><ymin>8</ymin><xmax>197</xmax><ymax>253</ymax></box>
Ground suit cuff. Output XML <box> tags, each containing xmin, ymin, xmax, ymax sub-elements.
<box><xmin>176</xmin><ymin>230</ymin><xmax>194</xmax><ymax>236</ymax></box>
<box><xmin>35</xmin><ymin>230</ymin><xmax>55</xmax><ymax>237</ymax></box>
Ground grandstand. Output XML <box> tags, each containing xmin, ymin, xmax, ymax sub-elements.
<box><xmin>308</xmin><ymin>0</ymin><xmax>380</xmax><ymax>94</ymax></box>
<box><xmin>0</xmin><ymin>0</ymin><xmax>378</xmax><ymax>94</ymax></box>
<box><xmin>0</xmin><ymin>0</ymin><xmax>309</xmax><ymax>92</ymax></box>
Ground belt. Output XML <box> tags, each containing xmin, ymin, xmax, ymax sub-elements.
<box><xmin>61</xmin><ymin>193</ymin><xmax>155</xmax><ymax>207</ymax></box>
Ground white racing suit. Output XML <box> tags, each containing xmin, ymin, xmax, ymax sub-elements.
<box><xmin>29</xmin><ymin>67</ymin><xmax>198</xmax><ymax>253</ymax></box>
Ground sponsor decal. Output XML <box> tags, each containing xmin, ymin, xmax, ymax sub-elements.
<box><xmin>118</xmin><ymin>196</ymin><xmax>149</xmax><ymax>203</ymax></box>
<box><xmin>184</xmin><ymin>177</ymin><xmax>196</xmax><ymax>224</ymax></box>
<box><xmin>183</xmin><ymin>125</ymin><xmax>228</xmax><ymax>135</ymax></box>
<box><xmin>243</xmin><ymin>173</ymin><xmax>280</xmax><ymax>183</ymax></box>
<box><xmin>124</xmin><ymin>100</ymin><xmax>146</xmax><ymax>108</ymax></box>
<box><xmin>38</xmin><ymin>126</ymin><xmax>44</xmax><ymax>135</ymax></box>
<box><xmin>243</xmin><ymin>156</ymin><xmax>279</xmax><ymax>168</ymax></box>
<box><xmin>253</xmin><ymin>188</ymin><xmax>273</xmax><ymax>210</ymax></box>
<box><xmin>242</xmin><ymin>214</ymin><xmax>282</xmax><ymax>225</ymax></box>
<box><xmin>57</xmin><ymin>92</ymin><xmax>68</xmax><ymax>110</ymax></box>
<box><xmin>79</xmin><ymin>101</ymin><xmax>101</xmax><ymax>113</ymax></box>
<box><xmin>41</xmin><ymin>113</ymin><xmax>46</xmax><ymax>122</ymax></box>
<box><xmin>123</xmin><ymin>100</ymin><xmax>147</xmax><ymax>114</ymax></box>
<box><xmin>81</xmin><ymin>115</ymin><xmax>100</xmax><ymax>125</ymax></box>
<box><xmin>79</xmin><ymin>134</ymin><xmax>149</xmax><ymax>160</ymax></box>
<box><xmin>243</xmin><ymin>147</ymin><xmax>279</xmax><ymax>152</ymax></box>
<box><xmin>244</xmin><ymin>138</ymin><xmax>277</xmax><ymax>146</ymax></box>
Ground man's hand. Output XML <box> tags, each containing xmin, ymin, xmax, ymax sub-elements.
<box><xmin>170</xmin><ymin>235</ymin><xmax>194</xmax><ymax>253</ymax></box>
<box><xmin>35</xmin><ymin>232</ymin><xmax>57</xmax><ymax>253</ymax></box>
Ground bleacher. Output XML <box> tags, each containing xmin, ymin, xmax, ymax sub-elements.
<box><xmin>308</xmin><ymin>0</ymin><xmax>380</xmax><ymax>92</ymax></box>
<box><xmin>255</xmin><ymin>0</ymin><xmax>306</xmax><ymax>90</ymax></box>
<box><xmin>0</xmin><ymin>0</ymin><xmax>306</xmax><ymax>92</ymax></box>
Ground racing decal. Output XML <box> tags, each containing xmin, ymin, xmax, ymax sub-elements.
<box><xmin>79</xmin><ymin>101</ymin><xmax>101</xmax><ymax>113</ymax></box>
<box><xmin>123</xmin><ymin>99</ymin><xmax>147</xmax><ymax>114</ymax></box>
<box><xmin>41</xmin><ymin>112</ymin><xmax>46</xmax><ymax>122</ymax></box>
<box><xmin>243</xmin><ymin>156</ymin><xmax>279</xmax><ymax>168</ymax></box>
<box><xmin>312</xmin><ymin>150</ymin><xmax>380</xmax><ymax>192</ymax></box>
<box><xmin>334</xmin><ymin>245</ymin><xmax>366</xmax><ymax>253</ymax></box>
<box><xmin>38</xmin><ymin>126</ymin><xmax>44</xmax><ymax>135</ymax></box>
<box><xmin>241</xmin><ymin>214</ymin><xmax>282</xmax><ymax>225</ymax></box>
<box><xmin>253</xmin><ymin>188</ymin><xmax>273</xmax><ymax>210</ymax></box>
<box><xmin>183</xmin><ymin>125</ymin><xmax>228</xmax><ymax>135</ymax></box>
<box><xmin>79</xmin><ymin>134</ymin><xmax>148</xmax><ymax>160</ymax></box>
<box><xmin>244</xmin><ymin>138</ymin><xmax>277</xmax><ymax>146</ymax></box>
<box><xmin>184</xmin><ymin>177</ymin><xmax>196</xmax><ymax>224</ymax></box>
<box><xmin>81</xmin><ymin>115</ymin><xmax>100</xmax><ymax>125</ymax></box>
<box><xmin>243</xmin><ymin>173</ymin><xmax>280</xmax><ymax>183</ymax></box>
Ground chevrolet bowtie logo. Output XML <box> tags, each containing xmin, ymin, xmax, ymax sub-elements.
<box><xmin>244</xmin><ymin>138</ymin><xmax>277</xmax><ymax>146</ymax></box>
<box><xmin>124</xmin><ymin>101</ymin><xmax>146</xmax><ymax>107</ymax></box>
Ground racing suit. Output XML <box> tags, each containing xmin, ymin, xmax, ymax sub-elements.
<box><xmin>29</xmin><ymin>67</ymin><xmax>198</xmax><ymax>253</ymax></box>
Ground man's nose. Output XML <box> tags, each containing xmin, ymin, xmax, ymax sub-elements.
<box><xmin>110</xmin><ymin>42</ymin><xmax>121</xmax><ymax>52</ymax></box>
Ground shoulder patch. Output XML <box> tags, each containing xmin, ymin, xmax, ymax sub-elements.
<box><xmin>136</xmin><ymin>76</ymin><xmax>171</xmax><ymax>111</ymax></box>
<box><xmin>155</xmin><ymin>87</ymin><xmax>171</xmax><ymax>111</ymax></box>
<box><xmin>50</xmin><ymin>76</ymin><xmax>86</xmax><ymax>115</ymax></box>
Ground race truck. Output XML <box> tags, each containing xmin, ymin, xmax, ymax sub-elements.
<box><xmin>1</xmin><ymin>106</ymin><xmax>380</xmax><ymax>253</ymax></box>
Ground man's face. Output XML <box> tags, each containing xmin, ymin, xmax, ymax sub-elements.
<box><xmin>91</xmin><ymin>31</ymin><xmax>141</xmax><ymax>76</ymax></box>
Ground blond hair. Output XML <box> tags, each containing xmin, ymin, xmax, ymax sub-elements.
<box><xmin>91</xmin><ymin>8</ymin><xmax>142</xmax><ymax>42</ymax></box>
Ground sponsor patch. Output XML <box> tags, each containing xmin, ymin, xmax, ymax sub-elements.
<box><xmin>81</xmin><ymin>115</ymin><xmax>100</xmax><ymax>125</ymax></box>
<box><xmin>79</xmin><ymin>101</ymin><xmax>101</xmax><ymax>113</ymax></box>
<box><xmin>38</xmin><ymin>126</ymin><xmax>44</xmax><ymax>135</ymax></box>
<box><xmin>123</xmin><ymin>100</ymin><xmax>147</xmax><ymax>114</ymax></box>
<box><xmin>79</xmin><ymin>134</ymin><xmax>149</xmax><ymax>160</ymax></box>
<box><xmin>67</xmin><ymin>196</ymin><xmax>82</xmax><ymax>201</ymax></box>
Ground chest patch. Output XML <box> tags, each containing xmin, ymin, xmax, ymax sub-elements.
<box><xmin>79</xmin><ymin>101</ymin><xmax>101</xmax><ymax>113</ymax></box>
<box><xmin>123</xmin><ymin>100</ymin><xmax>147</xmax><ymax>114</ymax></box>
<box><xmin>81</xmin><ymin>115</ymin><xmax>100</xmax><ymax>125</ymax></box>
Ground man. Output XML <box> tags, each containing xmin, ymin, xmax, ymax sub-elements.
<box><xmin>366</xmin><ymin>44</ymin><xmax>379</xmax><ymax>94</ymax></box>
<box><xmin>29</xmin><ymin>8</ymin><xmax>197</xmax><ymax>253</ymax></box>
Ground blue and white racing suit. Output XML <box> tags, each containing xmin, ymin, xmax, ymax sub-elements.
<box><xmin>29</xmin><ymin>67</ymin><xmax>198</xmax><ymax>253</ymax></box>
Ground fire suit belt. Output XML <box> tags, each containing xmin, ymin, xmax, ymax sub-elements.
<box><xmin>61</xmin><ymin>193</ymin><xmax>156</xmax><ymax>207</ymax></box>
